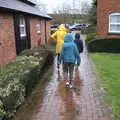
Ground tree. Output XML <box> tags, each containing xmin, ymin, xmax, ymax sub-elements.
<box><xmin>52</xmin><ymin>3</ymin><xmax>73</xmax><ymax>23</ymax></box>
<box><xmin>51</xmin><ymin>0</ymin><xmax>92</xmax><ymax>24</ymax></box>
<box><xmin>81</xmin><ymin>0</ymin><xmax>91</xmax><ymax>15</ymax></box>
<box><xmin>88</xmin><ymin>0</ymin><xmax>97</xmax><ymax>25</ymax></box>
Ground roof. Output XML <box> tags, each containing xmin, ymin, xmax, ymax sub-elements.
<box><xmin>27</xmin><ymin>0</ymin><xmax>36</xmax><ymax>5</ymax></box>
<box><xmin>0</xmin><ymin>0</ymin><xmax>52</xmax><ymax>19</ymax></box>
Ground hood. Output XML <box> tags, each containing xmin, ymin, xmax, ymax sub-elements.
<box><xmin>64</xmin><ymin>33</ymin><xmax>73</xmax><ymax>42</ymax></box>
<box><xmin>58</xmin><ymin>24</ymin><xmax>66</xmax><ymax>31</ymax></box>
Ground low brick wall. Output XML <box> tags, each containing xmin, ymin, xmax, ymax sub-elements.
<box><xmin>0</xmin><ymin>13</ymin><xmax>16</xmax><ymax>66</ymax></box>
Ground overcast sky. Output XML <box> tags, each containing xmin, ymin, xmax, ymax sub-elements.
<box><xmin>37</xmin><ymin>0</ymin><xmax>92</xmax><ymax>13</ymax></box>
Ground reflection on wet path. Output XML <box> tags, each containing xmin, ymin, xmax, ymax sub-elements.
<box><xmin>12</xmin><ymin>36</ymin><xmax>113</xmax><ymax>120</ymax></box>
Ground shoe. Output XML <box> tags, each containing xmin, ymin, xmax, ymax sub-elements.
<box><xmin>69</xmin><ymin>84</ymin><xmax>73</xmax><ymax>88</ymax></box>
<box><xmin>66</xmin><ymin>82</ymin><xmax>69</xmax><ymax>87</ymax></box>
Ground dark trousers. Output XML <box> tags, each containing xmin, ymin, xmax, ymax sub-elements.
<box><xmin>57</xmin><ymin>53</ymin><xmax>60</xmax><ymax>64</ymax></box>
<box><xmin>57</xmin><ymin>53</ymin><xmax>60</xmax><ymax>69</ymax></box>
<box><xmin>63</xmin><ymin>62</ymin><xmax>74</xmax><ymax>84</ymax></box>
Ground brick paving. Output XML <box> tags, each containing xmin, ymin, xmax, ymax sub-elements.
<box><xmin>13</xmin><ymin>38</ymin><xmax>113</xmax><ymax>120</ymax></box>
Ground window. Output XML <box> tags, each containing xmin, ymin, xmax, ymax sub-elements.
<box><xmin>36</xmin><ymin>22</ymin><xmax>41</xmax><ymax>34</ymax></box>
<box><xmin>20</xmin><ymin>15</ymin><xmax>26</xmax><ymax>37</ymax></box>
<box><xmin>109</xmin><ymin>13</ymin><xmax>120</xmax><ymax>33</ymax></box>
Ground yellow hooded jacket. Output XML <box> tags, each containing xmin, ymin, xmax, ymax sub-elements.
<box><xmin>51</xmin><ymin>25</ymin><xmax>67</xmax><ymax>54</ymax></box>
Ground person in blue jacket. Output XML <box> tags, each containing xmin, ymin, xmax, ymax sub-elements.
<box><xmin>59</xmin><ymin>33</ymin><xmax>80</xmax><ymax>88</ymax></box>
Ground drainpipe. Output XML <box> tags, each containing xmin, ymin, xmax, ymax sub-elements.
<box><xmin>44</xmin><ymin>20</ymin><xmax>47</xmax><ymax>44</ymax></box>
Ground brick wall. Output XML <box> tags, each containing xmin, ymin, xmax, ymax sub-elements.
<box><xmin>45</xmin><ymin>20</ymin><xmax>51</xmax><ymax>42</ymax></box>
<box><xmin>30</xmin><ymin>17</ymin><xmax>48</xmax><ymax>48</ymax></box>
<box><xmin>0</xmin><ymin>13</ymin><xmax>16</xmax><ymax>67</ymax></box>
<box><xmin>0</xmin><ymin>13</ymin><xmax>51</xmax><ymax>66</ymax></box>
<box><xmin>40</xmin><ymin>19</ymin><xmax>46</xmax><ymax>44</ymax></box>
<box><xmin>97</xmin><ymin>0</ymin><xmax>120</xmax><ymax>37</ymax></box>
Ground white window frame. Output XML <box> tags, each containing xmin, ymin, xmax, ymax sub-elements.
<box><xmin>36</xmin><ymin>21</ymin><xmax>41</xmax><ymax>34</ymax></box>
<box><xmin>109</xmin><ymin>13</ymin><xmax>120</xmax><ymax>33</ymax></box>
<box><xmin>20</xmin><ymin>15</ymin><xmax>26</xmax><ymax>37</ymax></box>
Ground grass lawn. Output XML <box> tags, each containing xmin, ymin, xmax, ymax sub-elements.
<box><xmin>90</xmin><ymin>53</ymin><xmax>120</xmax><ymax>119</ymax></box>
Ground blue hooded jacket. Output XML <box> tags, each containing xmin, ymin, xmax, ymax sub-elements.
<box><xmin>59</xmin><ymin>33</ymin><xmax>80</xmax><ymax>64</ymax></box>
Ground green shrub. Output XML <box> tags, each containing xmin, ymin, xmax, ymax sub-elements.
<box><xmin>0</xmin><ymin>100</ymin><xmax>6</xmax><ymax>118</ymax></box>
<box><xmin>86</xmin><ymin>32</ymin><xmax>96</xmax><ymax>41</ymax></box>
<box><xmin>51</xmin><ymin>29</ymin><xmax>56</xmax><ymax>34</ymax></box>
<box><xmin>47</xmin><ymin>37</ymin><xmax>56</xmax><ymax>49</ymax></box>
<box><xmin>85</xmin><ymin>25</ymin><xmax>96</xmax><ymax>34</ymax></box>
<box><xmin>0</xmin><ymin>46</ymin><xmax>54</xmax><ymax>118</ymax></box>
<box><xmin>87</xmin><ymin>37</ymin><xmax>120</xmax><ymax>53</ymax></box>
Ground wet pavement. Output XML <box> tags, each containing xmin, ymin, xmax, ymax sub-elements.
<box><xmin>12</xmin><ymin>36</ymin><xmax>113</xmax><ymax>120</ymax></box>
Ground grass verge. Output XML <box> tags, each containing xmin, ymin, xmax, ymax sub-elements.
<box><xmin>90</xmin><ymin>53</ymin><xmax>120</xmax><ymax>120</ymax></box>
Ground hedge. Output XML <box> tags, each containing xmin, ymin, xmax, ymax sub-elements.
<box><xmin>87</xmin><ymin>37</ymin><xmax>120</xmax><ymax>53</ymax></box>
<box><xmin>85</xmin><ymin>25</ymin><xmax>96</xmax><ymax>34</ymax></box>
<box><xmin>86</xmin><ymin>32</ymin><xmax>96</xmax><ymax>41</ymax></box>
<box><xmin>0</xmin><ymin>45</ymin><xmax>54</xmax><ymax>119</ymax></box>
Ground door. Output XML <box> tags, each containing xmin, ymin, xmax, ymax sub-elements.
<box><xmin>14</xmin><ymin>14</ymin><xmax>31</xmax><ymax>54</ymax></box>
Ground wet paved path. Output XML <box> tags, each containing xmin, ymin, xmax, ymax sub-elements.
<box><xmin>13</xmin><ymin>36</ymin><xmax>113</xmax><ymax>120</ymax></box>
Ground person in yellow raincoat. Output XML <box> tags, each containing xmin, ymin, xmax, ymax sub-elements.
<box><xmin>51</xmin><ymin>24</ymin><xmax>67</xmax><ymax>69</ymax></box>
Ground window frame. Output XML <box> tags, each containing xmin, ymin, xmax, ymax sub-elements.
<box><xmin>36</xmin><ymin>20</ymin><xmax>41</xmax><ymax>34</ymax></box>
<box><xmin>19</xmin><ymin>15</ymin><xmax>26</xmax><ymax>37</ymax></box>
<box><xmin>109</xmin><ymin>13</ymin><xmax>120</xmax><ymax>34</ymax></box>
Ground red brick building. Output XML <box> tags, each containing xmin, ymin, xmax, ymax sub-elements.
<box><xmin>0</xmin><ymin>0</ymin><xmax>52</xmax><ymax>66</ymax></box>
<box><xmin>97</xmin><ymin>0</ymin><xmax>120</xmax><ymax>37</ymax></box>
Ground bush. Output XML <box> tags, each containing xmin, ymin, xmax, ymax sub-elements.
<box><xmin>86</xmin><ymin>32</ymin><xmax>96</xmax><ymax>41</ymax></box>
<box><xmin>0</xmin><ymin>46</ymin><xmax>54</xmax><ymax>118</ymax></box>
<box><xmin>87</xmin><ymin>37</ymin><xmax>120</xmax><ymax>53</ymax></box>
<box><xmin>85</xmin><ymin>25</ymin><xmax>96</xmax><ymax>34</ymax></box>
<box><xmin>50</xmin><ymin>29</ymin><xmax>56</xmax><ymax>34</ymax></box>
<box><xmin>47</xmin><ymin>37</ymin><xmax>56</xmax><ymax>48</ymax></box>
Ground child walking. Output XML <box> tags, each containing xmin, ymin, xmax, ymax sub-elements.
<box><xmin>74</xmin><ymin>33</ymin><xmax>83</xmax><ymax>71</ymax></box>
<box><xmin>51</xmin><ymin>24</ymin><xmax>67</xmax><ymax>71</ymax></box>
<box><xmin>74</xmin><ymin>33</ymin><xmax>83</xmax><ymax>54</ymax></box>
<box><xmin>59</xmin><ymin>33</ymin><xmax>80</xmax><ymax>88</ymax></box>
